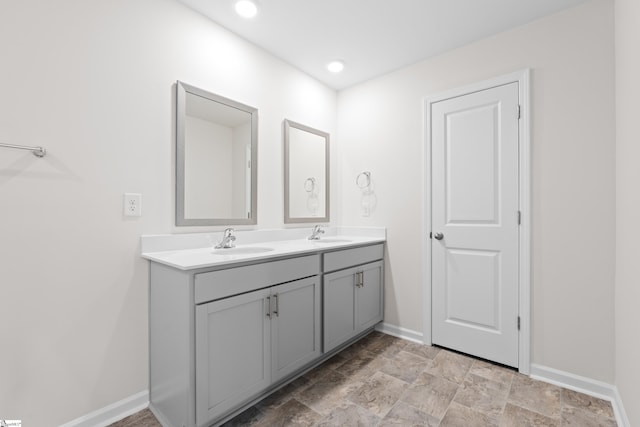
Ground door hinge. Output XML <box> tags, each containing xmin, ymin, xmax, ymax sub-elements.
<box><xmin>517</xmin><ymin>105</ymin><xmax>521</xmax><ymax>120</ymax></box>
<box><xmin>517</xmin><ymin>316</ymin><xmax>521</xmax><ymax>331</ymax></box>
<box><xmin>517</xmin><ymin>211</ymin><xmax>521</xmax><ymax>225</ymax></box>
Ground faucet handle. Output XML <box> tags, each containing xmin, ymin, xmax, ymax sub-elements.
<box><xmin>223</xmin><ymin>227</ymin><xmax>235</xmax><ymax>237</ymax></box>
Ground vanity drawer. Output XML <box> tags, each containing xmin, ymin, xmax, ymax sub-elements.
<box><xmin>323</xmin><ymin>244</ymin><xmax>384</xmax><ymax>273</ymax></box>
<box><xmin>195</xmin><ymin>254</ymin><xmax>320</xmax><ymax>303</ymax></box>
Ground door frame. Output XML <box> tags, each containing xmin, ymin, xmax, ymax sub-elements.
<box><xmin>422</xmin><ymin>69</ymin><xmax>531</xmax><ymax>374</ymax></box>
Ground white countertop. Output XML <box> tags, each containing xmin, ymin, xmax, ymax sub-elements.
<box><xmin>141</xmin><ymin>227</ymin><xmax>386</xmax><ymax>270</ymax></box>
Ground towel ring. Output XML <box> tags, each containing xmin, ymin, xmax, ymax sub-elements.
<box><xmin>304</xmin><ymin>177</ymin><xmax>316</xmax><ymax>193</ymax></box>
<box><xmin>356</xmin><ymin>171</ymin><xmax>371</xmax><ymax>189</ymax></box>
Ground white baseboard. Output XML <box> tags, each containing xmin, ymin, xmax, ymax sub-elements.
<box><xmin>610</xmin><ymin>386</ymin><xmax>632</xmax><ymax>427</ymax></box>
<box><xmin>59</xmin><ymin>390</ymin><xmax>149</xmax><ymax>427</ymax></box>
<box><xmin>375</xmin><ymin>322</ymin><xmax>424</xmax><ymax>344</ymax></box>
<box><xmin>530</xmin><ymin>364</ymin><xmax>629</xmax><ymax>427</ymax></box>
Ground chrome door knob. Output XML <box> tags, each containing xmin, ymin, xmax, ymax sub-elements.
<box><xmin>433</xmin><ymin>232</ymin><xmax>444</xmax><ymax>240</ymax></box>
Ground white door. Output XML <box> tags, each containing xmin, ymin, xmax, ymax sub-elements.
<box><xmin>431</xmin><ymin>82</ymin><xmax>520</xmax><ymax>368</ymax></box>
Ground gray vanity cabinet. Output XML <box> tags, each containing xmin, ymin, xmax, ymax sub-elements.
<box><xmin>193</xmin><ymin>263</ymin><xmax>320</xmax><ymax>427</ymax></box>
<box><xmin>195</xmin><ymin>287</ymin><xmax>271</xmax><ymax>426</ymax></box>
<box><xmin>323</xmin><ymin>244</ymin><xmax>384</xmax><ymax>353</ymax></box>
<box><xmin>149</xmin><ymin>243</ymin><xmax>383</xmax><ymax>427</ymax></box>
<box><xmin>150</xmin><ymin>254</ymin><xmax>321</xmax><ymax>427</ymax></box>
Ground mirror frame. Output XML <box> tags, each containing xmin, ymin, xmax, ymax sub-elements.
<box><xmin>283</xmin><ymin>119</ymin><xmax>330</xmax><ymax>223</ymax></box>
<box><xmin>175</xmin><ymin>81</ymin><xmax>258</xmax><ymax>226</ymax></box>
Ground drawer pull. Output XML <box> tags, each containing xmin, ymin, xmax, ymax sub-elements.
<box><xmin>273</xmin><ymin>294</ymin><xmax>279</xmax><ymax>317</ymax></box>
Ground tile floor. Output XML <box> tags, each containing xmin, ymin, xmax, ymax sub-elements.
<box><xmin>112</xmin><ymin>332</ymin><xmax>617</xmax><ymax>427</ymax></box>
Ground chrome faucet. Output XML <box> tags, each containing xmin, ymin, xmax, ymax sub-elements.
<box><xmin>308</xmin><ymin>225</ymin><xmax>325</xmax><ymax>240</ymax></box>
<box><xmin>215</xmin><ymin>228</ymin><xmax>236</xmax><ymax>249</ymax></box>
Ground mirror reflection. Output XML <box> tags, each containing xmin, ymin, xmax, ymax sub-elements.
<box><xmin>284</xmin><ymin>119</ymin><xmax>329</xmax><ymax>223</ymax></box>
<box><xmin>176</xmin><ymin>81</ymin><xmax>257</xmax><ymax>226</ymax></box>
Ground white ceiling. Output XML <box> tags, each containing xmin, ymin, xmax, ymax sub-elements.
<box><xmin>177</xmin><ymin>0</ymin><xmax>590</xmax><ymax>90</ymax></box>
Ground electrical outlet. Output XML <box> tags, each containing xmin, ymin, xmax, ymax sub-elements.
<box><xmin>124</xmin><ymin>193</ymin><xmax>142</xmax><ymax>217</ymax></box>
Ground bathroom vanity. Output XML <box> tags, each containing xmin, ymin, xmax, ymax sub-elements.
<box><xmin>142</xmin><ymin>228</ymin><xmax>385</xmax><ymax>427</ymax></box>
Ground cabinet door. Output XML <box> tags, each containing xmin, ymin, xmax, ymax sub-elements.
<box><xmin>271</xmin><ymin>276</ymin><xmax>321</xmax><ymax>382</ymax></box>
<box><xmin>323</xmin><ymin>267</ymin><xmax>357</xmax><ymax>352</ymax></box>
<box><xmin>195</xmin><ymin>288</ymin><xmax>271</xmax><ymax>426</ymax></box>
<box><xmin>357</xmin><ymin>261</ymin><xmax>384</xmax><ymax>331</ymax></box>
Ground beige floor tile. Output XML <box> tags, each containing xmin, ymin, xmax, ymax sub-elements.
<box><xmin>303</xmin><ymin>353</ymin><xmax>349</xmax><ymax>382</ymax></box>
<box><xmin>346</xmin><ymin>370</ymin><xmax>408</xmax><ymax>418</ymax></box>
<box><xmin>302</xmin><ymin>362</ymin><xmax>336</xmax><ymax>383</ymax></box>
<box><xmin>334</xmin><ymin>351</ymin><xmax>380</xmax><ymax>380</ymax></box>
<box><xmin>379</xmin><ymin>401</ymin><xmax>440</xmax><ymax>427</ymax></box>
<box><xmin>508</xmin><ymin>374</ymin><xmax>562</xmax><ymax>419</ymax></box>
<box><xmin>345</xmin><ymin>331</ymin><xmax>385</xmax><ymax>354</ymax></box>
<box><xmin>499</xmin><ymin>403</ymin><xmax>560</xmax><ymax>427</ymax></box>
<box><xmin>561</xmin><ymin>406</ymin><xmax>617</xmax><ymax>427</ymax></box>
<box><xmin>380</xmin><ymin>350</ymin><xmax>431</xmax><ymax>383</ymax></box>
<box><xmin>561</xmin><ymin>388</ymin><xmax>615</xmax><ymax>419</ymax></box>
<box><xmin>453</xmin><ymin>373</ymin><xmax>510</xmax><ymax>419</ymax></box>
<box><xmin>425</xmin><ymin>349</ymin><xmax>474</xmax><ymax>384</ymax></box>
<box><xmin>296</xmin><ymin>370</ymin><xmax>364</xmax><ymax>415</ymax></box>
<box><xmin>469</xmin><ymin>359</ymin><xmax>515</xmax><ymax>385</ymax></box>
<box><xmin>400</xmin><ymin>371</ymin><xmax>458</xmax><ymax>419</ymax></box>
<box><xmin>440</xmin><ymin>401</ymin><xmax>499</xmax><ymax>427</ymax></box>
<box><xmin>354</xmin><ymin>333</ymin><xmax>407</xmax><ymax>357</ymax></box>
<box><xmin>252</xmin><ymin>399</ymin><xmax>321</xmax><ymax>427</ymax></box>
<box><xmin>402</xmin><ymin>342</ymin><xmax>442</xmax><ymax>360</ymax></box>
<box><xmin>375</xmin><ymin>337</ymin><xmax>410</xmax><ymax>358</ymax></box>
<box><xmin>116</xmin><ymin>409</ymin><xmax>162</xmax><ymax>427</ymax></box>
<box><xmin>255</xmin><ymin>375</ymin><xmax>311</xmax><ymax>412</ymax></box>
<box><xmin>315</xmin><ymin>402</ymin><xmax>381</xmax><ymax>427</ymax></box>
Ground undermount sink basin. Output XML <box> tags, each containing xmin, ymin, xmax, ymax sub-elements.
<box><xmin>312</xmin><ymin>238</ymin><xmax>353</xmax><ymax>244</ymax></box>
<box><xmin>212</xmin><ymin>246</ymin><xmax>274</xmax><ymax>255</ymax></box>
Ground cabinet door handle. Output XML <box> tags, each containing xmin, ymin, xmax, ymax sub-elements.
<box><xmin>266</xmin><ymin>296</ymin><xmax>271</xmax><ymax>318</ymax></box>
<box><xmin>355</xmin><ymin>271</ymin><xmax>364</xmax><ymax>288</ymax></box>
<box><xmin>273</xmin><ymin>294</ymin><xmax>279</xmax><ymax>317</ymax></box>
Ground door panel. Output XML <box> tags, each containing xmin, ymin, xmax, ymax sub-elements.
<box><xmin>446</xmin><ymin>103</ymin><xmax>499</xmax><ymax>224</ymax></box>
<box><xmin>357</xmin><ymin>261</ymin><xmax>384</xmax><ymax>331</ymax></box>
<box><xmin>445</xmin><ymin>248</ymin><xmax>500</xmax><ymax>331</ymax></box>
<box><xmin>195</xmin><ymin>288</ymin><xmax>271</xmax><ymax>425</ymax></box>
<box><xmin>272</xmin><ymin>276</ymin><xmax>321</xmax><ymax>381</ymax></box>
<box><xmin>431</xmin><ymin>82</ymin><xmax>519</xmax><ymax>367</ymax></box>
<box><xmin>323</xmin><ymin>267</ymin><xmax>357</xmax><ymax>352</ymax></box>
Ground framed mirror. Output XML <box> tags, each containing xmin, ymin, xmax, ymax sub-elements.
<box><xmin>284</xmin><ymin>119</ymin><xmax>330</xmax><ymax>223</ymax></box>
<box><xmin>176</xmin><ymin>81</ymin><xmax>258</xmax><ymax>226</ymax></box>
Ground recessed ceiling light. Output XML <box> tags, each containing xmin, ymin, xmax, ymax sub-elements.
<box><xmin>235</xmin><ymin>0</ymin><xmax>258</xmax><ymax>18</ymax></box>
<box><xmin>327</xmin><ymin>61</ymin><xmax>345</xmax><ymax>73</ymax></box>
